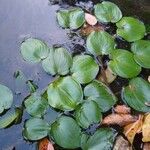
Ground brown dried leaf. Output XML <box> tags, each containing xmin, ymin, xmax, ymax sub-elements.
<box><xmin>142</xmin><ymin>114</ymin><xmax>150</xmax><ymax>142</ymax></box>
<box><xmin>85</xmin><ymin>13</ymin><xmax>97</xmax><ymax>26</ymax></box>
<box><xmin>114</xmin><ymin>105</ymin><xmax>131</xmax><ymax>114</ymax></box>
<box><xmin>113</xmin><ymin>135</ymin><xmax>132</xmax><ymax>150</ymax></box>
<box><xmin>38</xmin><ymin>138</ymin><xmax>54</xmax><ymax>150</ymax></box>
<box><xmin>124</xmin><ymin>115</ymin><xmax>144</xmax><ymax>144</ymax></box>
<box><xmin>102</xmin><ymin>114</ymin><xmax>138</xmax><ymax>126</ymax></box>
<box><xmin>143</xmin><ymin>142</ymin><xmax>150</xmax><ymax>150</ymax></box>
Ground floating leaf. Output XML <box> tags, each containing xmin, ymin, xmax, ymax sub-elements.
<box><xmin>131</xmin><ymin>40</ymin><xmax>150</xmax><ymax>68</ymax></box>
<box><xmin>42</xmin><ymin>47</ymin><xmax>72</xmax><ymax>76</ymax></box>
<box><xmin>122</xmin><ymin>77</ymin><xmax>150</xmax><ymax>112</ymax></box>
<box><xmin>26</xmin><ymin>80</ymin><xmax>38</xmax><ymax>93</ymax></box>
<box><xmin>38</xmin><ymin>138</ymin><xmax>54</xmax><ymax>150</ymax></box>
<box><xmin>116</xmin><ymin>17</ymin><xmax>146</xmax><ymax>42</ymax></box>
<box><xmin>57</xmin><ymin>8</ymin><xmax>85</xmax><ymax>29</ymax></box>
<box><xmin>23</xmin><ymin>118</ymin><xmax>49</xmax><ymax>141</ymax></box>
<box><xmin>85</xmin><ymin>13</ymin><xmax>97</xmax><ymax>26</ymax></box>
<box><xmin>108</xmin><ymin>49</ymin><xmax>141</xmax><ymax>78</ymax></box>
<box><xmin>86</xmin><ymin>31</ymin><xmax>115</xmax><ymax>56</ymax></box>
<box><xmin>84</xmin><ymin>80</ymin><xmax>117</xmax><ymax>112</ymax></box>
<box><xmin>75</xmin><ymin>101</ymin><xmax>102</xmax><ymax>129</ymax></box>
<box><xmin>50</xmin><ymin>116</ymin><xmax>81</xmax><ymax>149</ymax></box>
<box><xmin>71</xmin><ymin>55</ymin><xmax>99</xmax><ymax>84</ymax></box>
<box><xmin>21</xmin><ymin>38</ymin><xmax>50</xmax><ymax>63</ymax></box>
<box><xmin>24</xmin><ymin>93</ymin><xmax>48</xmax><ymax>118</ymax></box>
<box><xmin>47</xmin><ymin>76</ymin><xmax>83</xmax><ymax>111</ymax></box>
<box><xmin>94</xmin><ymin>1</ymin><xmax>122</xmax><ymax>23</ymax></box>
<box><xmin>81</xmin><ymin>128</ymin><xmax>117</xmax><ymax>150</ymax></box>
<box><xmin>0</xmin><ymin>84</ymin><xmax>13</xmax><ymax>114</ymax></box>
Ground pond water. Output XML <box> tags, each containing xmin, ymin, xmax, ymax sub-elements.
<box><xmin>0</xmin><ymin>0</ymin><xmax>150</xmax><ymax>150</ymax></box>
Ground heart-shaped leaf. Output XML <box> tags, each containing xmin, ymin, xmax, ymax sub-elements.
<box><xmin>71</xmin><ymin>55</ymin><xmax>99</xmax><ymax>84</ymax></box>
<box><xmin>23</xmin><ymin>118</ymin><xmax>49</xmax><ymax>141</ymax></box>
<box><xmin>94</xmin><ymin>1</ymin><xmax>122</xmax><ymax>23</ymax></box>
<box><xmin>108</xmin><ymin>49</ymin><xmax>141</xmax><ymax>78</ymax></box>
<box><xmin>75</xmin><ymin>101</ymin><xmax>102</xmax><ymax>129</ymax></box>
<box><xmin>0</xmin><ymin>84</ymin><xmax>13</xmax><ymax>114</ymax></box>
<box><xmin>50</xmin><ymin>116</ymin><xmax>81</xmax><ymax>149</ymax></box>
<box><xmin>24</xmin><ymin>93</ymin><xmax>48</xmax><ymax>118</ymax></box>
<box><xmin>122</xmin><ymin>77</ymin><xmax>150</xmax><ymax>112</ymax></box>
<box><xmin>131</xmin><ymin>40</ymin><xmax>150</xmax><ymax>68</ymax></box>
<box><xmin>86</xmin><ymin>31</ymin><xmax>115</xmax><ymax>56</ymax></box>
<box><xmin>42</xmin><ymin>47</ymin><xmax>72</xmax><ymax>76</ymax></box>
<box><xmin>84</xmin><ymin>80</ymin><xmax>117</xmax><ymax>112</ymax></box>
<box><xmin>116</xmin><ymin>17</ymin><xmax>146</xmax><ymax>42</ymax></box>
<box><xmin>21</xmin><ymin>38</ymin><xmax>50</xmax><ymax>63</ymax></box>
<box><xmin>57</xmin><ymin>8</ymin><xmax>85</xmax><ymax>29</ymax></box>
<box><xmin>47</xmin><ymin>76</ymin><xmax>83</xmax><ymax>111</ymax></box>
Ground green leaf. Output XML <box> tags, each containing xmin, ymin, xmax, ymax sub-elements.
<box><xmin>47</xmin><ymin>76</ymin><xmax>83</xmax><ymax>111</ymax></box>
<box><xmin>42</xmin><ymin>47</ymin><xmax>72</xmax><ymax>76</ymax></box>
<box><xmin>84</xmin><ymin>80</ymin><xmax>117</xmax><ymax>112</ymax></box>
<box><xmin>86</xmin><ymin>31</ymin><xmax>115</xmax><ymax>56</ymax></box>
<box><xmin>23</xmin><ymin>118</ymin><xmax>49</xmax><ymax>141</ymax></box>
<box><xmin>50</xmin><ymin>116</ymin><xmax>81</xmax><ymax>149</ymax></box>
<box><xmin>24</xmin><ymin>93</ymin><xmax>48</xmax><ymax>118</ymax></box>
<box><xmin>71</xmin><ymin>55</ymin><xmax>99</xmax><ymax>84</ymax></box>
<box><xmin>116</xmin><ymin>17</ymin><xmax>146</xmax><ymax>42</ymax></box>
<box><xmin>131</xmin><ymin>40</ymin><xmax>150</xmax><ymax>68</ymax></box>
<box><xmin>26</xmin><ymin>80</ymin><xmax>38</xmax><ymax>93</ymax></box>
<box><xmin>122</xmin><ymin>77</ymin><xmax>150</xmax><ymax>112</ymax></box>
<box><xmin>81</xmin><ymin>128</ymin><xmax>117</xmax><ymax>150</ymax></box>
<box><xmin>0</xmin><ymin>108</ymin><xmax>22</xmax><ymax>129</ymax></box>
<box><xmin>0</xmin><ymin>84</ymin><xmax>13</xmax><ymax>114</ymax></box>
<box><xmin>57</xmin><ymin>8</ymin><xmax>85</xmax><ymax>29</ymax></box>
<box><xmin>21</xmin><ymin>38</ymin><xmax>50</xmax><ymax>63</ymax></box>
<box><xmin>75</xmin><ymin>101</ymin><xmax>102</xmax><ymax>129</ymax></box>
<box><xmin>94</xmin><ymin>1</ymin><xmax>122</xmax><ymax>23</ymax></box>
<box><xmin>108</xmin><ymin>49</ymin><xmax>141</xmax><ymax>78</ymax></box>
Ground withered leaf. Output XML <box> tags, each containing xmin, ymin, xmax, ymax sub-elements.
<box><xmin>85</xmin><ymin>13</ymin><xmax>97</xmax><ymax>26</ymax></box>
<box><xmin>38</xmin><ymin>138</ymin><xmax>54</xmax><ymax>150</ymax></box>
<box><xmin>114</xmin><ymin>105</ymin><xmax>131</xmax><ymax>114</ymax></box>
<box><xmin>143</xmin><ymin>142</ymin><xmax>150</xmax><ymax>150</ymax></box>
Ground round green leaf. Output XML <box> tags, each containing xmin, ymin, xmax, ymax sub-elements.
<box><xmin>42</xmin><ymin>47</ymin><xmax>72</xmax><ymax>76</ymax></box>
<box><xmin>47</xmin><ymin>76</ymin><xmax>83</xmax><ymax>111</ymax></box>
<box><xmin>108</xmin><ymin>49</ymin><xmax>141</xmax><ymax>78</ymax></box>
<box><xmin>131</xmin><ymin>40</ymin><xmax>150</xmax><ymax>68</ymax></box>
<box><xmin>94</xmin><ymin>1</ymin><xmax>122</xmax><ymax>23</ymax></box>
<box><xmin>84</xmin><ymin>80</ymin><xmax>117</xmax><ymax>112</ymax></box>
<box><xmin>71</xmin><ymin>55</ymin><xmax>99</xmax><ymax>84</ymax></box>
<box><xmin>116</xmin><ymin>17</ymin><xmax>146</xmax><ymax>42</ymax></box>
<box><xmin>24</xmin><ymin>93</ymin><xmax>48</xmax><ymax>118</ymax></box>
<box><xmin>0</xmin><ymin>84</ymin><xmax>13</xmax><ymax>114</ymax></box>
<box><xmin>21</xmin><ymin>38</ymin><xmax>50</xmax><ymax>63</ymax></box>
<box><xmin>23</xmin><ymin>118</ymin><xmax>49</xmax><ymax>141</ymax></box>
<box><xmin>86</xmin><ymin>31</ymin><xmax>115</xmax><ymax>56</ymax></box>
<box><xmin>81</xmin><ymin>128</ymin><xmax>117</xmax><ymax>150</ymax></box>
<box><xmin>57</xmin><ymin>8</ymin><xmax>85</xmax><ymax>29</ymax></box>
<box><xmin>122</xmin><ymin>77</ymin><xmax>150</xmax><ymax>112</ymax></box>
<box><xmin>50</xmin><ymin>116</ymin><xmax>81</xmax><ymax>149</ymax></box>
<box><xmin>75</xmin><ymin>101</ymin><xmax>102</xmax><ymax>129</ymax></box>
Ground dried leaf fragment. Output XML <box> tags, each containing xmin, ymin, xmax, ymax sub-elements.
<box><xmin>114</xmin><ymin>105</ymin><xmax>131</xmax><ymax>114</ymax></box>
<box><xmin>143</xmin><ymin>142</ymin><xmax>150</xmax><ymax>150</ymax></box>
<box><xmin>85</xmin><ymin>13</ymin><xmax>97</xmax><ymax>26</ymax></box>
<box><xmin>38</xmin><ymin>138</ymin><xmax>54</xmax><ymax>150</ymax></box>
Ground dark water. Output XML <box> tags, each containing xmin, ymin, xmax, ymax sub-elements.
<box><xmin>0</xmin><ymin>0</ymin><xmax>150</xmax><ymax>150</ymax></box>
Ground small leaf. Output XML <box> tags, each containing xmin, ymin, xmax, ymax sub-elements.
<box><xmin>122</xmin><ymin>77</ymin><xmax>150</xmax><ymax>112</ymax></box>
<box><xmin>131</xmin><ymin>40</ymin><xmax>150</xmax><ymax>68</ymax></box>
<box><xmin>26</xmin><ymin>80</ymin><xmax>38</xmax><ymax>93</ymax></box>
<box><xmin>108</xmin><ymin>49</ymin><xmax>141</xmax><ymax>78</ymax></box>
<box><xmin>50</xmin><ymin>116</ymin><xmax>81</xmax><ymax>149</ymax></box>
<box><xmin>114</xmin><ymin>105</ymin><xmax>131</xmax><ymax>114</ymax></box>
<box><xmin>47</xmin><ymin>76</ymin><xmax>83</xmax><ymax>111</ymax></box>
<box><xmin>75</xmin><ymin>101</ymin><xmax>102</xmax><ymax>129</ymax></box>
<box><xmin>0</xmin><ymin>84</ymin><xmax>13</xmax><ymax>114</ymax></box>
<box><xmin>71</xmin><ymin>55</ymin><xmax>99</xmax><ymax>84</ymax></box>
<box><xmin>84</xmin><ymin>80</ymin><xmax>117</xmax><ymax>112</ymax></box>
<box><xmin>94</xmin><ymin>1</ymin><xmax>122</xmax><ymax>23</ymax></box>
<box><xmin>85</xmin><ymin>13</ymin><xmax>97</xmax><ymax>26</ymax></box>
<box><xmin>42</xmin><ymin>47</ymin><xmax>72</xmax><ymax>76</ymax></box>
<box><xmin>23</xmin><ymin>118</ymin><xmax>49</xmax><ymax>141</ymax></box>
<box><xmin>21</xmin><ymin>38</ymin><xmax>50</xmax><ymax>63</ymax></box>
<box><xmin>86</xmin><ymin>31</ymin><xmax>115</xmax><ymax>56</ymax></box>
<box><xmin>38</xmin><ymin>138</ymin><xmax>54</xmax><ymax>150</ymax></box>
<box><xmin>116</xmin><ymin>17</ymin><xmax>146</xmax><ymax>42</ymax></box>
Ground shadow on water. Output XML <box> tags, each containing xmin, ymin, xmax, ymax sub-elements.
<box><xmin>0</xmin><ymin>0</ymin><xmax>150</xmax><ymax>149</ymax></box>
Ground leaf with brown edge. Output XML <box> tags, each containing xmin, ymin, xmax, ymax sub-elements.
<box><xmin>102</xmin><ymin>114</ymin><xmax>138</xmax><ymax>126</ymax></box>
<box><xmin>114</xmin><ymin>105</ymin><xmax>131</xmax><ymax>114</ymax></box>
<box><xmin>143</xmin><ymin>143</ymin><xmax>150</xmax><ymax>150</ymax></box>
<box><xmin>85</xmin><ymin>13</ymin><xmax>97</xmax><ymax>26</ymax></box>
<box><xmin>124</xmin><ymin>115</ymin><xmax>144</xmax><ymax>144</ymax></box>
<box><xmin>38</xmin><ymin>138</ymin><xmax>54</xmax><ymax>150</ymax></box>
<box><xmin>142</xmin><ymin>114</ymin><xmax>150</xmax><ymax>142</ymax></box>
